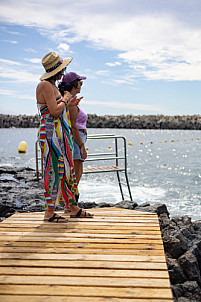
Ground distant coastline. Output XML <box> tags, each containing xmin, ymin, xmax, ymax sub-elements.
<box><xmin>1</xmin><ymin>113</ymin><xmax>201</xmax><ymax>129</ymax></box>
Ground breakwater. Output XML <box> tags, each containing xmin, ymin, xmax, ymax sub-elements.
<box><xmin>1</xmin><ymin>113</ymin><xmax>201</xmax><ymax>129</ymax></box>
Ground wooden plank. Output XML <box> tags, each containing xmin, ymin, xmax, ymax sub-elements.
<box><xmin>0</xmin><ymin>221</ymin><xmax>160</xmax><ymax>228</ymax></box>
<box><xmin>0</xmin><ymin>259</ymin><xmax>168</xmax><ymax>270</ymax></box>
<box><xmin>0</xmin><ymin>285</ymin><xmax>173</xmax><ymax>298</ymax></box>
<box><xmin>0</xmin><ymin>226</ymin><xmax>161</xmax><ymax>234</ymax></box>
<box><xmin>0</xmin><ymin>241</ymin><xmax>164</xmax><ymax>250</ymax></box>
<box><xmin>0</xmin><ymin>275</ymin><xmax>171</xmax><ymax>287</ymax></box>
<box><xmin>0</xmin><ymin>296</ymin><xmax>174</xmax><ymax>302</ymax></box>
<box><xmin>0</xmin><ymin>253</ymin><xmax>165</xmax><ymax>262</ymax></box>
<box><xmin>0</xmin><ymin>247</ymin><xmax>165</xmax><ymax>256</ymax></box>
<box><xmin>0</xmin><ymin>237</ymin><xmax>163</xmax><ymax>244</ymax></box>
<box><xmin>0</xmin><ymin>266</ymin><xmax>169</xmax><ymax>278</ymax></box>
<box><xmin>83</xmin><ymin>165</ymin><xmax>124</xmax><ymax>173</ymax></box>
<box><xmin>0</xmin><ymin>231</ymin><xmax>162</xmax><ymax>239</ymax></box>
<box><xmin>3</xmin><ymin>217</ymin><xmax>159</xmax><ymax>223</ymax></box>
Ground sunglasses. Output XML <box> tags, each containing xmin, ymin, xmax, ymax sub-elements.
<box><xmin>61</xmin><ymin>66</ymin><xmax>67</xmax><ymax>75</ymax></box>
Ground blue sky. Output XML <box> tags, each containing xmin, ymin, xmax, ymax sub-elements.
<box><xmin>0</xmin><ymin>0</ymin><xmax>201</xmax><ymax>116</ymax></box>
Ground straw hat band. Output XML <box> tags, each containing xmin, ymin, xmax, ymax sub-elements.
<box><xmin>45</xmin><ymin>59</ymin><xmax>63</xmax><ymax>73</ymax></box>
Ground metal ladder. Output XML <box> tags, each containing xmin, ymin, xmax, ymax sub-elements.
<box><xmin>35</xmin><ymin>134</ymin><xmax>133</xmax><ymax>201</ymax></box>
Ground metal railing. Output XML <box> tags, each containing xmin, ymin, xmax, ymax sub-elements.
<box><xmin>35</xmin><ymin>134</ymin><xmax>133</xmax><ymax>201</ymax></box>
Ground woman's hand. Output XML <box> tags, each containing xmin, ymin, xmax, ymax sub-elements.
<box><xmin>68</xmin><ymin>96</ymin><xmax>83</xmax><ymax>107</ymax></box>
<box><xmin>80</xmin><ymin>144</ymin><xmax>87</xmax><ymax>160</ymax></box>
<box><xmin>63</xmin><ymin>91</ymin><xmax>73</xmax><ymax>103</ymax></box>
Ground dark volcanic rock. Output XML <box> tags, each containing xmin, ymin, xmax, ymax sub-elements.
<box><xmin>114</xmin><ymin>200</ymin><xmax>138</xmax><ymax>209</ymax></box>
<box><xmin>159</xmin><ymin>211</ymin><xmax>201</xmax><ymax>302</ymax></box>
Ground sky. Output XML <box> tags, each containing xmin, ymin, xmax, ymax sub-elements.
<box><xmin>0</xmin><ymin>0</ymin><xmax>201</xmax><ymax>116</ymax></box>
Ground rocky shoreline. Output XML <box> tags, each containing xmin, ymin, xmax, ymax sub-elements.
<box><xmin>1</xmin><ymin>113</ymin><xmax>201</xmax><ymax>129</ymax></box>
<box><xmin>0</xmin><ymin>166</ymin><xmax>201</xmax><ymax>301</ymax></box>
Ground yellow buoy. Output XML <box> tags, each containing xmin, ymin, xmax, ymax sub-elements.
<box><xmin>18</xmin><ymin>141</ymin><xmax>27</xmax><ymax>153</ymax></box>
<box><xmin>140</xmin><ymin>142</ymin><xmax>143</xmax><ymax>145</ymax></box>
<box><xmin>159</xmin><ymin>141</ymin><xmax>162</xmax><ymax>143</ymax></box>
<box><xmin>165</xmin><ymin>140</ymin><xmax>167</xmax><ymax>142</ymax></box>
<box><xmin>86</xmin><ymin>147</ymin><xmax>88</xmax><ymax>150</ymax></box>
<box><xmin>150</xmin><ymin>141</ymin><xmax>153</xmax><ymax>144</ymax></box>
<box><xmin>108</xmin><ymin>146</ymin><xmax>111</xmax><ymax>149</ymax></box>
<box><xmin>197</xmin><ymin>138</ymin><xmax>200</xmax><ymax>140</ymax></box>
<box><xmin>171</xmin><ymin>139</ymin><xmax>174</xmax><ymax>142</ymax></box>
<box><xmin>128</xmin><ymin>142</ymin><xmax>133</xmax><ymax>146</ymax></box>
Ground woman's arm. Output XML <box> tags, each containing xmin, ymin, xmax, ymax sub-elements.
<box><xmin>69</xmin><ymin>105</ymin><xmax>87</xmax><ymax>160</ymax></box>
<box><xmin>41</xmin><ymin>81</ymin><xmax>72</xmax><ymax>117</ymax></box>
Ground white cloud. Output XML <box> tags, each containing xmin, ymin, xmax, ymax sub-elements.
<box><xmin>0</xmin><ymin>59</ymin><xmax>40</xmax><ymax>83</ymax></box>
<box><xmin>24</xmin><ymin>58</ymin><xmax>41</xmax><ymax>64</ymax></box>
<box><xmin>0</xmin><ymin>88</ymin><xmax>16</xmax><ymax>96</ymax></box>
<box><xmin>1</xmin><ymin>40</ymin><xmax>18</xmax><ymax>44</ymax></box>
<box><xmin>57</xmin><ymin>43</ymin><xmax>71</xmax><ymax>55</ymax></box>
<box><xmin>95</xmin><ymin>70</ymin><xmax>110</xmax><ymax>76</ymax></box>
<box><xmin>1</xmin><ymin>1</ymin><xmax>201</xmax><ymax>81</ymax></box>
<box><xmin>106</xmin><ymin>62</ymin><xmax>121</xmax><ymax>67</ymax></box>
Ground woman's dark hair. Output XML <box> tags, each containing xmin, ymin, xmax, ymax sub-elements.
<box><xmin>58</xmin><ymin>79</ymin><xmax>80</xmax><ymax>96</ymax></box>
<box><xmin>46</xmin><ymin>70</ymin><xmax>63</xmax><ymax>83</ymax></box>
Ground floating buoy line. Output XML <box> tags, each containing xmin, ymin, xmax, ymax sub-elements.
<box><xmin>34</xmin><ymin>137</ymin><xmax>201</xmax><ymax>153</ymax></box>
<box><xmin>127</xmin><ymin>137</ymin><xmax>200</xmax><ymax>146</ymax></box>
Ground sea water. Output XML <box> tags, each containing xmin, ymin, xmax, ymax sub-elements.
<box><xmin>1</xmin><ymin>127</ymin><xmax>201</xmax><ymax>220</ymax></box>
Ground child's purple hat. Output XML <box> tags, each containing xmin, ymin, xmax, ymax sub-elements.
<box><xmin>62</xmin><ymin>72</ymin><xmax>86</xmax><ymax>85</ymax></box>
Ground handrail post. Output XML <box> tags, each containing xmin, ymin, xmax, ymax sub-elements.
<box><xmin>35</xmin><ymin>141</ymin><xmax>39</xmax><ymax>180</ymax></box>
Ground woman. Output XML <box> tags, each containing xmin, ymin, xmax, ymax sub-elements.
<box><xmin>36</xmin><ymin>52</ymin><xmax>92</xmax><ymax>222</ymax></box>
<box><xmin>58</xmin><ymin>72</ymin><xmax>89</xmax><ymax>212</ymax></box>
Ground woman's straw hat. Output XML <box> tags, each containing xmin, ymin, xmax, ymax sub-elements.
<box><xmin>40</xmin><ymin>52</ymin><xmax>72</xmax><ymax>80</ymax></box>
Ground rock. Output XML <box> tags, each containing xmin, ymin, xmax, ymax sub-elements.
<box><xmin>0</xmin><ymin>205</ymin><xmax>15</xmax><ymax>217</ymax></box>
<box><xmin>177</xmin><ymin>297</ymin><xmax>193</xmax><ymax>302</ymax></box>
<box><xmin>135</xmin><ymin>203</ymin><xmax>169</xmax><ymax>217</ymax></box>
<box><xmin>181</xmin><ymin>281</ymin><xmax>201</xmax><ymax>301</ymax></box>
<box><xmin>114</xmin><ymin>200</ymin><xmax>138</xmax><ymax>209</ymax></box>
<box><xmin>166</xmin><ymin>257</ymin><xmax>186</xmax><ymax>284</ymax></box>
<box><xmin>98</xmin><ymin>202</ymin><xmax>112</xmax><ymax>208</ymax></box>
<box><xmin>178</xmin><ymin>247</ymin><xmax>201</xmax><ymax>286</ymax></box>
<box><xmin>77</xmin><ymin>201</ymin><xmax>98</xmax><ymax>209</ymax></box>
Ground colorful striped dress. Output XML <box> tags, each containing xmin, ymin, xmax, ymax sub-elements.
<box><xmin>38</xmin><ymin>96</ymin><xmax>77</xmax><ymax>210</ymax></box>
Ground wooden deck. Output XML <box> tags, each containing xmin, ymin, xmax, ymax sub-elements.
<box><xmin>0</xmin><ymin>207</ymin><xmax>173</xmax><ymax>302</ymax></box>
